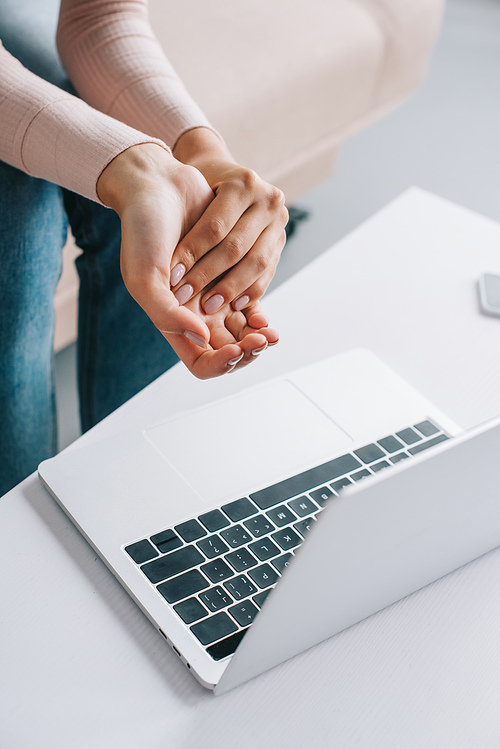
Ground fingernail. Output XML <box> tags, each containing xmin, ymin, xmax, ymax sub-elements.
<box><xmin>227</xmin><ymin>352</ymin><xmax>244</xmax><ymax>366</ymax></box>
<box><xmin>184</xmin><ymin>330</ymin><xmax>207</xmax><ymax>348</ymax></box>
<box><xmin>251</xmin><ymin>343</ymin><xmax>268</xmax><ymax>356</ymax></box>
<box><xmin>203</xmin><ymin>294</ymin><xmax>224</xmax><ymax>314</ymax></box>
<box><xmin>171</xmin><ymin>263</ymin><xmax>186</xmax><ymax>286</ymax></box>
<box><xmin>234</xmin><ymin>294</ymin><xmax>250</xmax><ymax>311</ymax></box>
<box><xmin>175</xmin><ymin>284</ymin><xmax>194</xmax><ymax>305</ymax></box>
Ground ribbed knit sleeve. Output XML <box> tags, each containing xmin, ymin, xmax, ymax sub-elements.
<box><xmin>0</xmin><ymin>41</ymin><xmax>168</xmax><ymax>202</ymax></box>
<box><xmin>57</xmin><ymin>0</ymin><xmax>216</xmax><ymax>148</ymax></box>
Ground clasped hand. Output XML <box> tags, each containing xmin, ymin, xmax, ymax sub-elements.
<box><xmin>97</xmin><ymin>133</ymin><xmax>288</xmax><ymax>379</ymax></box>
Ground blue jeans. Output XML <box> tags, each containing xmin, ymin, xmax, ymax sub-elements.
<box><xmin>0</xmin><ymin>0</ymin><xmax>179</xmax><ymax>495</ymax></box>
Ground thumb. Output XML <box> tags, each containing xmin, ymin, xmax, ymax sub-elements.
<box><xmin>131</xmin><ymin>277</ymin><xmax>210</xmax><ymax>347</ymax></box>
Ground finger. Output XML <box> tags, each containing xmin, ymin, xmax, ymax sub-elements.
<box><xmin>243</xmin><ymin>300</ymin><xmax>269</xmax><ymax>330</ymax></box>
<box><xmin>230</xmin><ymin>328</ymin><xmax>280</xmax><ymax>372</ymax></box>
<box><xmin>161</xmin><ymin>331</ymin><xmax>245</xmax><ymax>379</ymax></box>
<box><xmin>256</xmin><ymin>326</ymin><xmax>279</xmax><ymax>347</ymax></box>
<box><xmin>171</xmin><ymin>203</ymin><xmax>272</xmax><ymax>306</ymax></box>
<box><xmin>125</xmin><ymin>274</ymin><xmax>211</xmax><ymax>348</ymax></box>
<box><xmin>201</xmin><ymin>224</ymin><xmax>287</xmax><ymax>313</ymax></box>
<box><xmin>231</xmin><ymin>331</ymin><xmax>270</xmax><ymax>370</ymax></box>
<box><xmin>240</xmin><ymin>302</ymin><xmax>278</xmax><ymax>346</ymax></box>
<box><xmin>225</xmin><ymin>312</ymin><xmax>278</xmax><ymax>351</ymax></box>
<box><xmin>170</xmin><ymin>184</ymin><xmax>253</xmax><ymax>281</ymax></box>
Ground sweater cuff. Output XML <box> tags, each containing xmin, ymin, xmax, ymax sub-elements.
<box><xmin>21</xmin><ymin>97</ymin><xmax>170</xmax><ymax>204</ymax></box>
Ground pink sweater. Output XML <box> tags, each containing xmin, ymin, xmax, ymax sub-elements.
<box><xmin>0</xmin><ymin>0</ymin><xmax>213</xmax><ymax>203</ymax></box>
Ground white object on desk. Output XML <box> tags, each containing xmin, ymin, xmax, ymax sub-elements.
<box><xmin>2</xmin><ymin>189</ymin><xmax>500</xmax><ymax>748</ymax></box>
<box><xmin>479</xmin><ymin>272</ymin><xmax>500</xmax><ymax>317</ymax></box>
<box><xmin>38</xmin><ymin>347</ymin><xmax>465</xmax><ymax>692</ymax></box>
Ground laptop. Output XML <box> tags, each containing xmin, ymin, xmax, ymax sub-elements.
<box><xmin>38</xmin><ymin>348</ymin><xmax>500</xmax><ymax>695</ymax></box>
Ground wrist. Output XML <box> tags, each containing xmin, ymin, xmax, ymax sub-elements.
<box><xmin>97</xmin><ymin>142</ymin><xmax>178</xmax><ymax>213</ymax></box>
<box><xmin>173</xmin><ymin>127</ymin><xmax>234</xmax><ymax>176</ymax></box>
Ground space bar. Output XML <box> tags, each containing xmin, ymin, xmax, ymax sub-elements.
<box><xmin>207</xmin><ymin>629</ymin><xmax>248</xmax><ymax>660</ymax></box>
<box><xmin>250</xmin><ymin>453</ymin><xmax>361</xmax><ymax>510</ymax></box>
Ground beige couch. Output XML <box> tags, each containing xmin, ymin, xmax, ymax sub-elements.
<box><xmin>54</xmin><ymin>0</ymin><xmax>445</xmax><ymax>351</ymax></box>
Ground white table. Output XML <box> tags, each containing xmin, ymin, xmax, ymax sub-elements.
<box><xmin>2</xmin><ymin>189</ymin><xmax>500</xmax><ymax>748</ymax></box>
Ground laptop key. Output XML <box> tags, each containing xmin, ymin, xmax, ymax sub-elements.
<box><xmin>329</xmin><ymin>477</ymin><xmax>352</xmax><ymax>494</ymax></box>
<box><xmin>294</xmin><ymin>517</ymin><xmax>315</xmax><ymax>536</ymax></box>
<box><xmin>125</xmin><ymin>539</ymin><xmax>158</xmax><ymax>564</ymax></box>
<box><xmin>351</xmin><ymin>469</ymin><xmax>371</xmax><ymax>482</ymax></box>
<box><xmin>377</xmin><ymin>435</ymin><xmax>404</xmax><ymax>453</ymax></box>
<box><xmin>150</xmin><ymin>529</ymin><xmax>183</xmax><ymax>554</ymax></box>
<box><xmin>248</xmin><ymin>564</ymin><xmax>279</xmax><ymax>589</ymax></box>
<box><xmin>173</xmin><ymin>597</ymin><xmax>208</xmax><ymax>624</ymax></box>
<box><xmin>201</xmin><ymin>559</ymin><xmax>234</xmax><ymax>583</ymax></box>
<box><xmin>390</xmin><ymin>452</ymin><xmax>409</xmax><ymax>464</ymax></box>
<box><xmin>225</xmin><ymin>548</ymin><xmax>258</xmax><ymax>572</ymax></box>
<box><xmin>266</xmin><ymin>505</ymin><xmax>297</xmax><ymax>527</ymax></box>
<box><xmin>271</xmin><ymin>527</ymin><xmax>302</xmax><ymax>551</ymax></box>
<box><xmin>190</xmin><ymin>612</ymin><xmax>238</xmax><ymax>646</ymax></box>
<box><xmin>197</xmin><ymin>534</ymin><xmax>230</xmax><ymax>559</ymax></box>
<box><xmin>254</xmin><ymin>589</ymin><xmax>273</xmax><ymax>609</ymax></box>
<box><xmin>221</xmin><ymin>497</ymin><xmax>257</xmax><ymax>522</ymax></box>
<box><xmin>288</xmin><ymin>495</ymin><xmax>318</xmax><ymax>516</ymax></box>
<box><xmin>271</xmin><ymin>553</ymin><xmax>293</xmax><ymax>573</ymax></box>
<box><xmin>224</xmin><ymin>575</ymin><xmax>257</xmax><ymax>601</ymax></box>
<box><xmin>310</xmin><ymin>486</ymin><xmax>335</xmax><ymax>505</ymax></box>
<box><xmin>396</xmin><ymin>427</ymin><xmax>422</xmax><ymax>445</ymax></box>
<box><xmin>199</xmin><ymin>586</ymin><xmax>233</xmax><ymax>612</ymax></box>
<box><xmin>157</xmin><ymin>569</ymin><xmax>209</xmax><ymax>603</ymax></box>
<box><xmin>409</xmin><ymin>433</ymin><xmax>449</xmax><ymax>454</ymax></box>
<box><xmin>248</xmin><ymin>537</ymin><xmax>281</xmax><ymax>561</ymax></box>
<box><xmin>141</xmin><ymin>545</ymin><xmax>204</xmax><ymax>583</ymax></box>
<box><xmin>198</xmin><ymin>509</ymin><xmax>231</xmax><ymax>532</ymax></box>
<box><xmin>244</xmin><ymin>514</ymin><xmax>275</xmax><ymax>537</ymax></box>
<box><xmin>354</xmin><ymin>444</ymin><xmax>386</xmax><ymax>464</ymax></box>
<box><xmin>229</xmin><ymin>600</ymin><xmax>259</xmax><ymax>627</ymax></box>
<box><xmin>206</xmin><ymin>629</ymin><xmax>248</xmax><ymax>660</ymax></box>
<box><xmin>371</xmin><ymin>460</ymin><xmax>390</xmax><ymax>473</ymax></box>
<box><xmin>175</xmin><ymin>519</ymin><xmax>207</xmax><ymax>543</ymax></box>
<box><xmin>414</xmin><ymin>420</ymin><xmax>439</xmax><ymax>437</ymax></box>
<box><xmin>220</xmin><ymin>524</ymin><xmax>253</xmax><ymax>548</ymax></box>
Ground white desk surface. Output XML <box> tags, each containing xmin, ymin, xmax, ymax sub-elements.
<box><xmin>2</xmin><ymin>189</ymin><xmax>500</xmax><ymax>749</ymax></box>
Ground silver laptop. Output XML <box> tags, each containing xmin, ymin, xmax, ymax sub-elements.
<box><xmin>38</xmin><ymin>349</ymin><xmax>500</xmax><ymax>695</ymax></box>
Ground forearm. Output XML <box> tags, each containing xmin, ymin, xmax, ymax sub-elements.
<box><xmin>57</xmin><ymin>0</ymin><xmax>216</xmax><ymax>148</ymax></box>
<box><xmin>0</xmin><ymin>41</ymin><xmax>167</xmax><ymax>202</ymax></box>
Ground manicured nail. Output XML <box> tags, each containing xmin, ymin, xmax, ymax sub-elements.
<box><xmin>234</xmin><ymin>294</ymin><xmax>250</xmax><ymax>311</ymax></box>
<box><xmin>171</xmin><ymin>263</ymin><xmax>186</xmax><ymax>286</ymax></box>
<box><xmin>175</xmin><ymin>284</ymin><xmax>193</xmax><ymax>305</ymax></box>
<box><xmin>251</xmin><ymin>343</ymin><xmax>268</xmax><ymax>356</ymax></box>
<box><xmin>203</xmin><ymin>294</ymin><xmax>224</xmax><ymax>314</ymax></box>
<box><xmin>183</xmin><ymin>330</ymin><xmax>207</xmax><ymax>348</ymax></box>
<box><xmin>227</xmin><ymin>352</ymin><xmax>244</xmax><ymax>366</ymax></box>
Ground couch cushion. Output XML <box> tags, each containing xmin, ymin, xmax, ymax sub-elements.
<box><xmin>149</xmin><ymin>0</ymin><xmax>443</xmax><ymax>192</ymax></box>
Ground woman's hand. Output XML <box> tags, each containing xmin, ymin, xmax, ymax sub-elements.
<box><xmin>171</xmin><ymin>127</ymin><xmax>288</xmax><ymax>315</ymax></box>
<box><xmin>97</xmin><ymin>142</ymin><xmax>278</xmax><ymax>378</ymax></box>
<box><xmin>164</xmin><ymin>295</ymin><xmax>279</xmax><ymax>379</ymax></box>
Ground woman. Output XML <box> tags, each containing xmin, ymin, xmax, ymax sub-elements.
<box><xmin>0</xmin><ymin>0</ymin><xmax>288</xmax><ymax>495</ymax></box>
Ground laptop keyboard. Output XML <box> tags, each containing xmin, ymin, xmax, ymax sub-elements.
<box><xmin>124</xmin><ymin>420</ymin><xmax>448</xmax><ymax>661</ymax></box>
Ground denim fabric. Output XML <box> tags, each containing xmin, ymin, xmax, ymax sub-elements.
<box><xmin>0</xmin><ymin>0</ymin><xmax>178</xmax><ymax>495</ymax></box>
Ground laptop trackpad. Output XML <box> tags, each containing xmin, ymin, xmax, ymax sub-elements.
<box><xmin>144</xmin><ymin>381</ymin><xmax>352</xmax><ymax>505</ymax></box>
